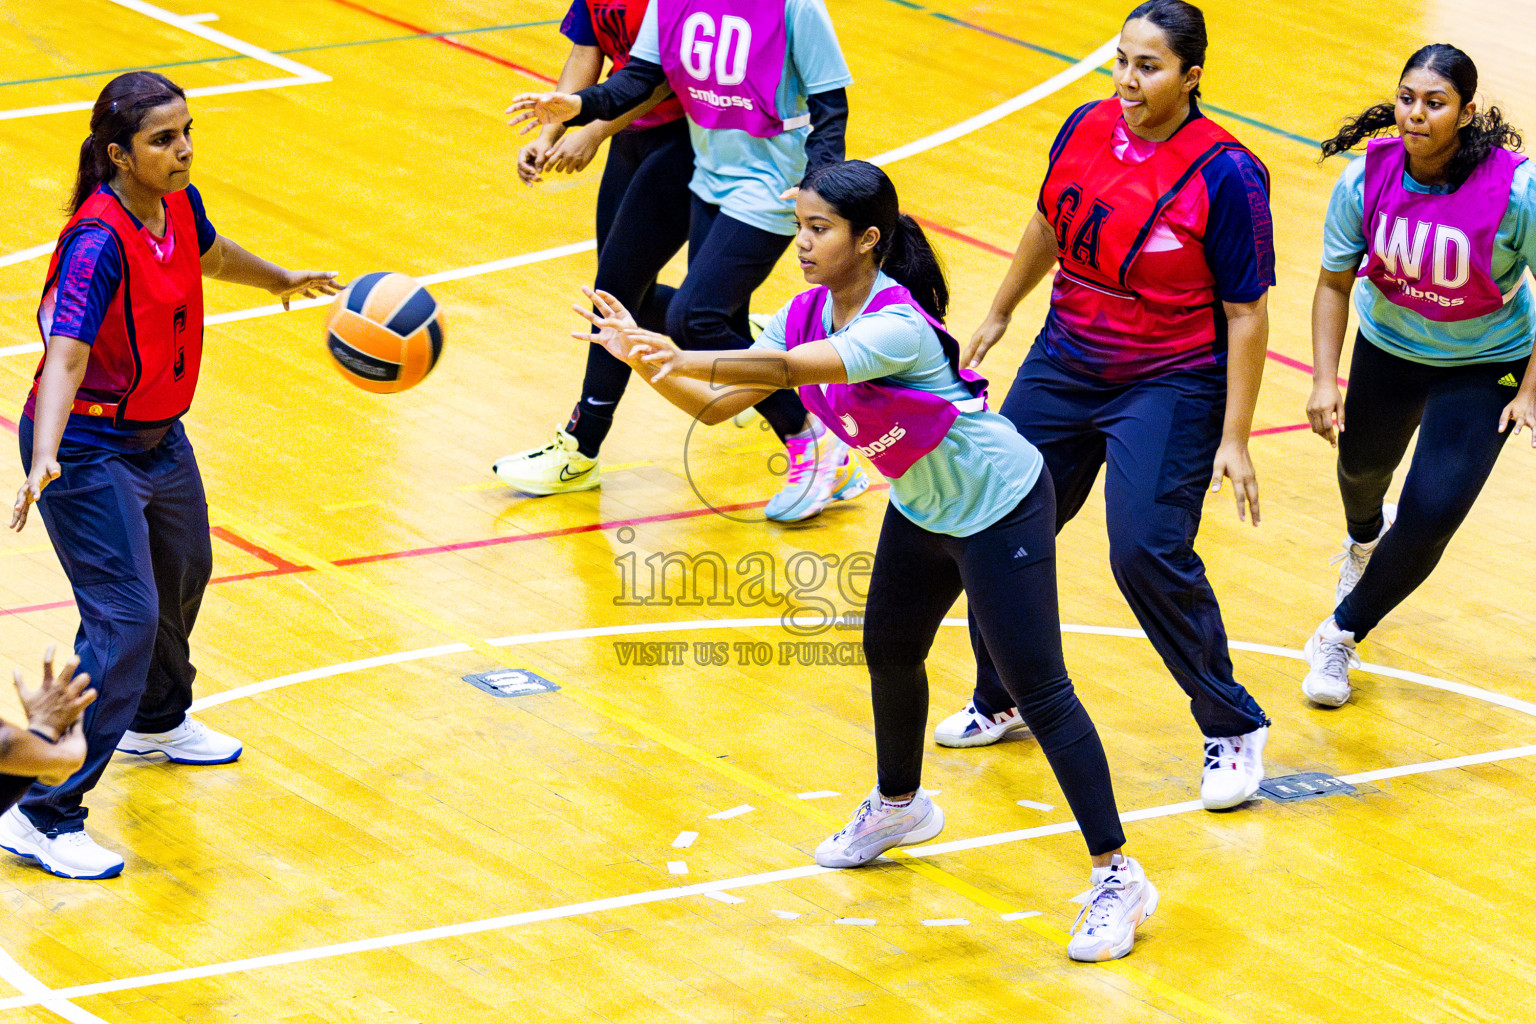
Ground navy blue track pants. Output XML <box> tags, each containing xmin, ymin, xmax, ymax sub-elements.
<box><xmin>18</xmin><ymin>418</ymin><xmax>211</xmax><ymax>833</ymax></box>
<box><xmin>970</xmin><ymin>346</ymin><xmax>1269</xmax><ymax>739</ymax></box>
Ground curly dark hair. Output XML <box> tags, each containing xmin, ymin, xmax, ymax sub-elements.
<box><xmin>1320</xmin><ymin>44</ymin><xmax>1523</xmax><ymax>186</ymax></box>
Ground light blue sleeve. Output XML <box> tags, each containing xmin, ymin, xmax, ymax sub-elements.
<box><xmin>1320</xmin><ymin>158</ymin><xmax>1368</xmax><ymax>272</ymax></box>
<box><xmin>787</xmin><ymin>0</ymin><xmax>852</xmax><ymax>94</ymax></box>
<box><xmin>631</xmin><ymin>0</ymin><xmax>660</xmax><ymax>63</ymax></box>
<box><xmin>748</xmin><ymin>303</ymin><xmax>792</xmax><ymax>352</ymax></box>
<box><xmin>828</xmin><ymin>308</ymin><xmax>925</xmax><ymax>383</ymax></box>
<box><xmin>1509</xmin><ymin>161</ymin><xmax>1536</xmax><ymax>276</ymax></box>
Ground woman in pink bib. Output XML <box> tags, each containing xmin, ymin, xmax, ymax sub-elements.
<box><xmin>574</xmin><ymin>161</ymin><xmax>1160</xmax><ymax>963</ymax></box>
<box><xmin>1302</xmin><ymin>45</ymin><xmax>1536</xmax><ymax>707</ymax></box>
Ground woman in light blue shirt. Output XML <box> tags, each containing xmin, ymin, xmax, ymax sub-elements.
<box><xmin>575</xmin><ymin>161</ymin><xmax>1159</xmax><ymax>964</ymax></box>
<box><xmin>509</xmin><ymin>0</ymin><xmax>863</xmax><ymax>524</ymax></box>
<box><xmin>1302</xmin><ymin>44</ymin><xmax>1536</xmax><ymax>707</ymax></box>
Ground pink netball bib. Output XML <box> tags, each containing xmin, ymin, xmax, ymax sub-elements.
<box><xmin>1359</xmin><ymin>137</ymin><xmax>1525</xmax><ymax>322</ymax></box>
<box><xmin>656</xmin><ymin>0</ymin><xmax>809</xmax><ymax>138</ymax></box>
<box><xmin>784</xmin><ymin>284</ymin><xmax>988</xmax><ymax>479</ymax></box>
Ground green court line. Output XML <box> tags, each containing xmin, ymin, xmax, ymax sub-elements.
<box><xmin>0</xmin><ymin>20</ymin><xmax>560</xmax><ymax>89</ymax></box>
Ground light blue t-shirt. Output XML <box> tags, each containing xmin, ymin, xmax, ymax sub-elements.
<box><xmin>1321</xmin><ymin>155</ymin><xmax>1536</xmax><ymax>364</ymax></box>
<box><xmin>754</xmin><ymin>272</ymin><xmax>1043</xmax><ymax>537</ymax></box>
<box><xmin>633</xmin><ymin>0</ymin><xmax>852</xmax><ymax>236</ymax></box>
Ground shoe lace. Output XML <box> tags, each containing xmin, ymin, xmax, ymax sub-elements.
<box><xmin>1318</xmin><ymin>636</ymin><xmax>1362</xmax><ymax>677</ymax></box>
<box><xmin>833</xmin><ymin>797</ymin><xmax>878</xmax><ymax>841</ymax></box>
<box><xmin>1202</xmin><ymin>738</ymin><xmax>1231</xmax><ymax>771</ymax></box>
<box><xmin>1329</xmin><ymin>539</ymin><xmax>1372</xmax><ymax>588</ymax></box>
<box><xmin>1069</xmin><ymin>876</ymin><xmax>1126</xmax><ymax>935</ymax></box>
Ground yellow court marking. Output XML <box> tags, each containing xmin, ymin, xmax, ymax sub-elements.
<box><xmin>210</xmin><ymin>503</ymin><xmax>1242</xmax><ymax>1024</ymax></box>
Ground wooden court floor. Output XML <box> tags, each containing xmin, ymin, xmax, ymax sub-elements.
<box><xmin>2</xmin><ymin>0</ymin><xmax>1535</xmax><ymax>1021</ymax></box>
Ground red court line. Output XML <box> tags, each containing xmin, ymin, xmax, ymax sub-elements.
<box><xmin>0</xmin><ymin>413</ymin><xmax>17</xmax><ymax>435</ymax></box>
<box><xmin>1251</xmin><ymin>422</ymin><xmax>1311</xmax><ymax>437</ymax></box>
<box><xmin>0</xmin><ymin>487</ymin><xmax>893</xmax><ymax>616</ymax></box>
<box><xmin>209</xmin><ymin>525</ymin><xmax>304</xmax><ymax>571</ymax></box>
<box><xmin>328</xmin><ymin>0</ymin><xmax>556</xmax><ymax>83</ymax></box>
<box><xmin>910</xmin><ymin>215</ymin><xmax>1015</xmax><ymax>259</ymax></box>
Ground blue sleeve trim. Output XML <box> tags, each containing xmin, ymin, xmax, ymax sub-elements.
<box><xmin>560</xmin><ymin>0</ymin><xmax>598</xmax><ymax>46</ymax></box>
<box><xmin>1200</xmin><ymin>150</ymin><xmax>1276</xmax><ymax>302</ymax></box>
<box><xmin>183</xmin><ymin>183</ymin><xmax>217</xmax><ymax>254</ymax></box>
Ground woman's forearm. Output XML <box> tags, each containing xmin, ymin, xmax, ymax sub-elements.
<box><xmin>1222</xmin><ymin>297</ymin><xmax>1269</xmax><ymax>444</ymax></box>
<box><xmin>0</xmin><ymin>725</ymin><xmax>75</xmax><ymax>780</ymax></box>
<box><xmin>987</xmin><ymin>211</ymin><xmax>1058</xmax><ymax>320</ymax></box>
<box><xmin>30</xmin><ymin>337</ymin><xmax>91</xmax><ymax>463</ymax></box>
<box><xmin>202</xmin><ymin>236</ymin><xmax>288</xmax><ymax>290</ymax></box>
<box><xmin>1311</xmin><ymin>268</ymin><xmax>1356</xmax><ymax>385</ymax></box>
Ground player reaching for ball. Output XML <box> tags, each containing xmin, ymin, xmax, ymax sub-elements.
<box><xmin>1300</xmin><ymin>45</ymin><xmax>1536</xmax><ymax>707</ymax></box>
<box><xmin>4</xmin><ymin>72</ymin><xmax>340</xmax><ymax>879</ymax></box>
<box><xmin>577</xmin><ymin>161</ymin><xmax>1159</xmax><ymax>963</ymax></box>
<box><xmin>507</xmin><ymin>0</ymin><xmax>869</xmax><ymax>522</ymax></box>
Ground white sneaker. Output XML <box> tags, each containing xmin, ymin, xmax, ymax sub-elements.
<box><xmin>492</xmin><ymin>429</ymin><xmax>600</xmax><ymax>495</ymax></box>
<box><xmin>0</xmin><ymin>807</ymin><xmax>124</xmax><ymax>879</ymax></box>
<box><xmin>1200</xmin><ymin>725</ymin><xmax>1267</xmax><ymax>809</ymax></box>
<box><xmin>1332</xmin><ymin>502</ymin><xmax>1397</xmax><ymax>605</ymax></box>
<box><xmin>764</xmin><ymin>422</ymin><xmax>847</xmax><ymax>522</ymax></box>
<box><xmin>814</xmin><ymin>787</ymin><xmax>945</xmax><ymax>868</ymax></box>
<box><xmin>118</xmin><ymin>717</ymin><xmax>242</xmax><ymax>765</ymax></box>
<box><xmin>1066</xmin><ymin>854</ymin><xmax>1158</xmax><ymax>962</ymax></box>
<box><xmin>934</xmin><ymin>701</ymin><xmax>1029</xmax><ymax>748</ymax></box>
<box><xmin>1303</xmin><ymin>618</ymin><xmax>1360</xmax><ymax>707</ymax></box>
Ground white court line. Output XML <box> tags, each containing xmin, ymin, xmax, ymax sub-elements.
<box><xmin>0</xmin><ymin>0</ymin><xmax>328</xmax><ymax>122</ymax></box>
<box><xmin>0</xmin><ymin>948</ymin><xmax>109</xmax><ymax>1024</ymax></box>
<box><xmin>0</xmin><ymin>239</ymin><xmax>600</xmax><ymax>361</ymax></box>
<box><xmin>4</xmin><ymin>619</ymin><xmax>1534</xmax><ymax>1012</ymax></box>
<box><xmin>0</xmin><ymin>33</ymin><xmax>1111</xmax><ymax>299</ymax></box>
<box><xmin>0</xmin><ymin>242</ymin><xmax>55</xmax><ymax>270</ymax></box>
<box><xmin>869</xmin><ymin>36</ymin><xmax>1118</xmax><ymax>167</ymax></box>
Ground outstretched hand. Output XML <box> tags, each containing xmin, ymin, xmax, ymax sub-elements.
<box><xmin>13</xmin><ymin>644</ymin><xmax>96</xmax><ymax>741</ymax></box>
<box><xmin>571</xmin><ymin>286</ymin><xmax>641</xmax><ymax>362</ymax></box>
<box><xmin>506</xmin><ymin>93</ymin><xmax>583</xmax><ymax>134</ymax></box>
<box><xmin>273</xmin><ymin>270</ymin><xmax>343</xmax><ymax>311</ymax></box>
<box><xmin>1209</xmin><ymin>440</ymin><xmax>1261</xmax><ymax>526</ymax></box>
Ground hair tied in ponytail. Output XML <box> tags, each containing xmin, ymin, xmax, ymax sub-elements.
<box><xmin>800</xmin><ymin>161</ymin><xmax>951</xmax><ymax>323</ymax></box>
<box><xmin>68</xmin><ymin>72</ymin><xmax>186</xmax><ymax>215</ymax></box>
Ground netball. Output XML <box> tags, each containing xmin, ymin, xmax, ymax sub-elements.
<box><xmin>324</xmin><ymin>271</ymin><xmax>444</xmax><ymax>393</ymax></box>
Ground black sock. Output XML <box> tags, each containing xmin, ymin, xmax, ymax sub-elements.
<box><xmin>566</xmin><ymin>400</ymin><xmax>615</xmax><ymax>458</ymax></box>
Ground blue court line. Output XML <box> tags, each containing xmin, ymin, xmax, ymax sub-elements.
<box><xmin>0</xmin><ymin>20</ymin><xmax>560</xmax><ymax>90</ymax></box>
<box><xmin>895</xmin><ymin>2</ymin><xmax>1322</xmax><ymax>150</ymax></box>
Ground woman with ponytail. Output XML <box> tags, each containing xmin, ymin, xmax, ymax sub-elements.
<box><xmin>1301</xmin><ymin>45</ymin><xmax>1536</xmax><ymax>707</ymax></box>
<box><xmin>943</xmin><ymin>0</ymin><xmax>1275</xmax><ymax>813</ymax></box>
<box><xmin>575</xmin><ymin>160</ymin><xmax>1159</xmax><ymax>963</ymax></box>
<box><xmin>3</xmin><ymin>72</ymin><xmax>339</xmax><ymax>880</ymax></box>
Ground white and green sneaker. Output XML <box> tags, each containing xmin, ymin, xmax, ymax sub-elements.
<box><xmin>493</xmin><ymin>429</ymin><xmax>600</xmax><ymax>495</ymax></box>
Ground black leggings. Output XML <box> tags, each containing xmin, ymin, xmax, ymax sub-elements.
<box><xmin>865</xmin><ymin>475</ymin><xmax>1126</xmax><ymax>856</ymax></box>
<box><xmin>1</xmin><ymin>773</ymin><xmax>32</xmax><ymax>815</ymax></box>
<box><xmin>1334</xmin><ymin>335</ymin><xmax>1529</xmax><ymax>639</ymax></box>
<box><xmin>567</xmin><ymin>120</ymin><xmax>694</xmax><ymax>457</ymax></box>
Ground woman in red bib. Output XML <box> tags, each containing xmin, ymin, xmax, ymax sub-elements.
<box><xmin>946</xmin><ymin>0</ymin><xmax>1275</xmax><ymax>811</ymax></box>
<box><xmin>3</xmin><ymin>72</ymin><xmax>339</xmax><ymax>880</ymax></box>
